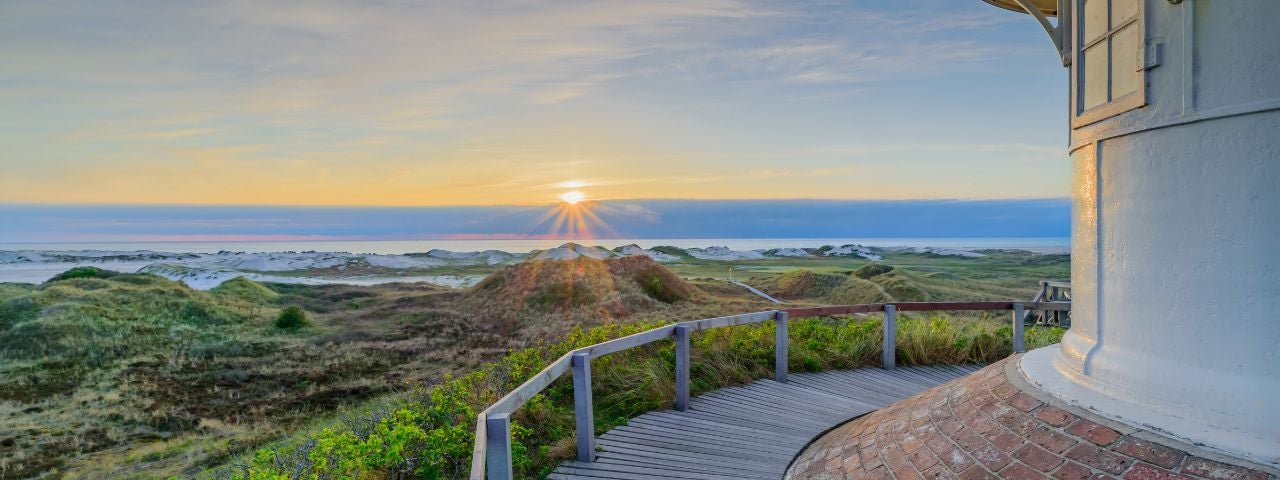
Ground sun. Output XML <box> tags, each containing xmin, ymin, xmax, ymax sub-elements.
<box><xmin>559</xmin><ymin>190</ymin><xmax>585</xmax><ymax>205</ymax></box>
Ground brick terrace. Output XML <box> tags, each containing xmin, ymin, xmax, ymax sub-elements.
<box><xmin>785</xmin><ymin>356</ymin><xmax>1276</xmax><ymax>480</ymax></box>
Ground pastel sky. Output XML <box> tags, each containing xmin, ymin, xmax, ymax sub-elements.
<box><xmin>0</xmin><ymin>0</ymin><xmax>1067</xmax><ymax>207</ymax></box>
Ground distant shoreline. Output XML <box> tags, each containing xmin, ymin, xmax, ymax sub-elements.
<box><xmin>0</xmin><ymin>237</ymin><xmax>1070</xmax><ymax>255</ymax></box>
<box><xmin>0</xmin><ymin>240</ymin><xmax>1069</xmax><ymax>289</ymax></box>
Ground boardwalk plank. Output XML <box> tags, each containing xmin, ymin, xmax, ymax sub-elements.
<box><xmin>552</xmin><ymin>365</ymin><xmax>978</xmax><ymax>480</ymax></box>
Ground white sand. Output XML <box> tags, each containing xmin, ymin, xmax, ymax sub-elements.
<box><xmin>0</xmin><ymin>241</ymin><xmax>1046</xmax><ymax>290</ymax></box>
<box><xmin>823</xmin><ymin>244</ymin><xmax>885</xmax><ymax>261</ymax></box>
<box><xmin>687</xmin><ymin>246</ymin><xmax>765</xmax><ymax>260</ymax></box>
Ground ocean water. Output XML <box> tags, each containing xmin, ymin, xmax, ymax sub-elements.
<box><xmin>0</xmin><ymin>237</ymin><xmax>1070</xmax><ymax>255</ymax></box>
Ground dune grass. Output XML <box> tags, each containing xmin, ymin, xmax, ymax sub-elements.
<box><xmin>215</xmin><ymin>313</ymin><xmax>1064</xmax><ymax>479</ymax></box>
<box><xmin>0</xmin><ymin>260</ymin><xmax>769</xmax><ymax>479</ymax></box>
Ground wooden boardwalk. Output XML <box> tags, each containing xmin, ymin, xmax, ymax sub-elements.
<box><xmin>550</xmin><ymin>364</ymin><xmax>981</xmax><ymax>479</ymax></box>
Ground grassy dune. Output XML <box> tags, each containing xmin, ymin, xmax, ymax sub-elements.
<box><xmin>0</xmin><ymin>251</ymin><xmax>1068</xmax><ymax>479</ymax></box>
<box><xmin>0</xmin><ymin>259</ymin><xmax>771</xmax><ymax>479</ymax></box>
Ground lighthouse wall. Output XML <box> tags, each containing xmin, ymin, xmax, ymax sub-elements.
<box><xmin>1022</xmin><ymin>0</ymin><xmax>1280</xmax><ymax>466</ymax></box>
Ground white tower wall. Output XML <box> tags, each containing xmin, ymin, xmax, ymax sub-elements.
<box><xmin>1018</xmin><ymin>0</ymin><xmax>1280</xmax><ymax>466</ymax></box>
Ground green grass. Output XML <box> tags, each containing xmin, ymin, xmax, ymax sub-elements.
<box><xmin>0</xmin><ymin>259</ymin><xmax>771</xmax><ymax>479</ymax></box>
<box><xmin>1</xmin><ymin>251</ymin><xmax>1069</xmax><ymax>479</ymax></box>
<box><xmin>212</xmin><ymin>314</ymin><xmax>1064</xmax><ymax>479</ymax></box>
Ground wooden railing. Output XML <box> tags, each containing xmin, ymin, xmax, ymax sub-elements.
<box><xmin>1026</xmin><ymin>281</ymin><xmax>1072</xmax><ymax>326</ymax></box>
<box><xmin>470</xmin><ymin>300</ymin><xmax>1072</xmax><ymax>480</ymax></box>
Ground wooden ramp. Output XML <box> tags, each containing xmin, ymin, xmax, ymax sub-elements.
<box><xmin>550</xmin><ymin>365</ymin><xmax>980</xmax><ymax>480</ymax></box>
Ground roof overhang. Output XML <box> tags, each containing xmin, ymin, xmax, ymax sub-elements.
<box><xmin>982</xmin><ymin>0</ymin><xmax>1058</xmax><ymax>16</ymax></box>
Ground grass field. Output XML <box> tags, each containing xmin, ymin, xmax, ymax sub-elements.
<box><xmin>0</xmin><ymin>249</ymin><xmax>1067</xmax><ymax>479</ymax></box>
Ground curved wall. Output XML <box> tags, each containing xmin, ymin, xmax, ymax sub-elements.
<box><xmin>1021</xmin><ymin>0</ymin><xmax>1280</xmax><ymax>466</ymax></box>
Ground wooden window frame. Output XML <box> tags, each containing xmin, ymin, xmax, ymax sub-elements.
<box><xmin>1071</xmin><ymin>0</ymin><xmax>1146</xmax><ymax>127</ymax></box>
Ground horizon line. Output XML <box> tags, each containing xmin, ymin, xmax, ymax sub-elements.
<box><xmin>0</xmin><ymin>197</ymin><xmax>1072</xmax><ymax>209</ymax></box>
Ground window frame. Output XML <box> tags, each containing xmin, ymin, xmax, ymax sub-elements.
<box><xmin>1072</xmin><ymin>0</ymin><xmax>1147</xmax><ymax>127</ymax></box>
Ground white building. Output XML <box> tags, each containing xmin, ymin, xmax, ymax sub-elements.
<box><xmin>985</xmin><ymin>0</ymin><xmax>1280</xmax><ymax>466</ymax></box>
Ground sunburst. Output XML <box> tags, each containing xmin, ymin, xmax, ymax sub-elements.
<box><xmin>528</xmin><ymin>189</ymin><xmax>620</xmax><ymax>240</ymax></box>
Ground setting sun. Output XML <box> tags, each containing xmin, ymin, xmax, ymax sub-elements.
<box><xmin>559</xmin><ymin>190</ymin><xmax>585</xmax><ymax>205</ymax></box>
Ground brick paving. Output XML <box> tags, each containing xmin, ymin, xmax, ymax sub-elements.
<box><xmin>785</xmin><ymin>357</ymin><xmax>1277</xmax><ymax>480</ymax></box>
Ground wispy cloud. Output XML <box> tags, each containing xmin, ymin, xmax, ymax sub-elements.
<box><xmin>0</xmin><ymin>0</ymin><xmax>1066</xmax><ymax>206</ymax></box>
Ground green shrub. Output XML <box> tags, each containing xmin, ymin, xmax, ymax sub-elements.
<box><xmin>46</xmin><ymin>266</ymin><xmax>119</xmax><ymax>282</ymax></box>
<box><xmin>853</xmin><ymin>263</ymin><xmax>895</xmax><ymax>279</ymax></box>
<box><xmin>274</xmin><ymin>306</ymin><xmax>309</xmax><ymax>330</ymax></box>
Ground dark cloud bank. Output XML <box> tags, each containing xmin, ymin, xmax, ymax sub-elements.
<box><xmin>0</xmin><ymin>199</ymin><xmax>1069</xmax><ymax>242</ymax></box>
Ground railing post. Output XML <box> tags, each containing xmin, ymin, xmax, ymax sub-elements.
<box><xmin>571</xmin><ymin>352</ymin><xmax>595</xmax><ymax>462</ymax></box>
<box><xmin>674</xmin><ymin>325</ymin><xmax>691</xmax><ymax>411</ymax></box>
<box><xmin>1051</xmin><ymin>286</ymin><xmax>1062</xmax><ymax>324</ymax></box>
<box><xmin>775</xmin><ymin>311</ymin><xmax>789</xmax><ymax>383</ymax></box>
<box><xmin>1012</xmin><ymin>303</ymin><xmax>1026</xmax><ymax>353</ymax></box>
<box><xmin>882</xmin><ymin>305</ymin><xmax>896</xmax><ymax>369</ymax></box>
<box><xmin>485</xmin><ymin>413</ymin><xmax>513</xmax><ymax>480</ymax></box>
<box><xmin>1040</xmin><ymin>281</ymin><xmax>1051</xmax><ymax>324</ymax></box>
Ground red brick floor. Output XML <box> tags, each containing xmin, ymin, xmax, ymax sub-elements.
<box><xmin>785</xmin><ymin>356</ymin><xmax>1277</xmax><ymax>480</ymax></box>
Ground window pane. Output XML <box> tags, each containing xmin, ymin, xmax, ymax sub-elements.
<box><xmin>1111</xmin><ymin>25</ymin><xmax>1141</xmax><ymax>99</ymax></box>
<box><xmin>1111</xmin><ymin>0</ymin><xmax>1138</xmax><ymax>27</ymax></box>
<box><xmin>1083</xmin><ymin>43</ymin><xmax>1108</xmax><ymax>110</ymax></box>
<box><xmin>1083</xmin><ymin>0</ymin><xmax>1108</xmax><ymax>43</ymax></box>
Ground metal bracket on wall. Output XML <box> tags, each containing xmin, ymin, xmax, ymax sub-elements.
<box><xmin>1011</xmin><ymin>0</ymin><xmax>1072</xmax><ymax>67</ymax></box>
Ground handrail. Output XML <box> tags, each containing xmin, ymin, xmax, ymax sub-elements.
<box><xmin>1037</xmin><ymin>281</ymin><xmax>1072</xmax><ymax>326</ymax></box>
<box><xmin>470</xmin><ymin>297</ymin><xmax>1071</xmax><ymax>480</ymax></box>
<box><xmin>783</xmin><ymin>301</ymin><xmax>1070</xmax><ymax>318</ymax></box>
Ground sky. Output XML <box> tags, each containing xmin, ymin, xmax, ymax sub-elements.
<box><xmin>0</xmin><ymin>0</ymin><xmax>1068</xmax><ymax>209</ymax></box>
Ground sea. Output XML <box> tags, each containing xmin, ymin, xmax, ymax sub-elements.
<box><xmin>0</xmin><ymin>237</ymin><xmax>1070</xmax><ymax>255</ymax></box>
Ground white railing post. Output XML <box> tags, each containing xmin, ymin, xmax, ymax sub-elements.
<box><xmin>1012</xmin><ymin>303</ymin><xmax>1026</xmax><ymax>353</ymax></box>
<box><xmin>674</xmin><ymin>325</ymin><xmax>691</xmax><ymax>411</ymax></box>
<box><xmin>485</xmin><ymin>413</ymin><xmax>513</xmax><ymax>480</ymax></box>
<box><xmin>882</xmin><ymin>305</ymin><xmax>896</xmax><ymax>369</ymax></box>
<box><xmin>775</xmin><ymin>311</ymin><xmax>789</xmax><ymax>382</ymax></box>
<box><xmin>571</xmin><ymin>352</ymin><xmax>595</xmax><ymax>462</ymax></box>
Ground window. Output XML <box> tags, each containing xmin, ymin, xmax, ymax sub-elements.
<box><xmin>1074</xmin><ymin>0</ymin><xmax>1145</xmax><ymax>125</ymax></box>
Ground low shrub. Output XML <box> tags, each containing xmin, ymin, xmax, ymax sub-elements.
<box><xmin>46</xmin><ymin>266</ymin><xmax>120</xmax><ymax>282</ymax></box>
<box><xmin>274</xmin><ymin>306</ymin><xmax>309</xmax><ymax>330</ymax></box>
<box><xmin>853</xmin><ymin>263</ymin><xmax>895</xmax><ymax>279</ymax></box>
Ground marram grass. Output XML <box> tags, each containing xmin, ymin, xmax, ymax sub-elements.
<box><xmin>211</xmin><ymin>314</ymin><xmax>1063</xmax><ymax>480</ymax></box>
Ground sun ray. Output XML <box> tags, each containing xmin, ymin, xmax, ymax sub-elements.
<box><xmin>522</xmin><ymin>187</ymin><xmax>623</xmax><ymax>240</ymax></box>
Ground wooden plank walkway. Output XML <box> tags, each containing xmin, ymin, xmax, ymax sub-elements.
<box><xmin>550</xmin><ymin>364</ymin><xmax>981</xmax><ymax>479</ymax></box>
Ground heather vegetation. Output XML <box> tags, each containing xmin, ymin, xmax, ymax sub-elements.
<box><xmin>0</xmin><ymin>249</ymin><xmax>1068</xmax><ymax>479</ymax></box>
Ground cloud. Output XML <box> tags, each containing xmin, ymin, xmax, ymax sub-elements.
<box><xmin>0</xmin><ymin>0</ymin><xmax>1065</xmax><ymax>206</ymax></box>
<box><xmin>135</xmin><ymin>128</ymin><xmax>219</xmax><ymax>140</ymax></box>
